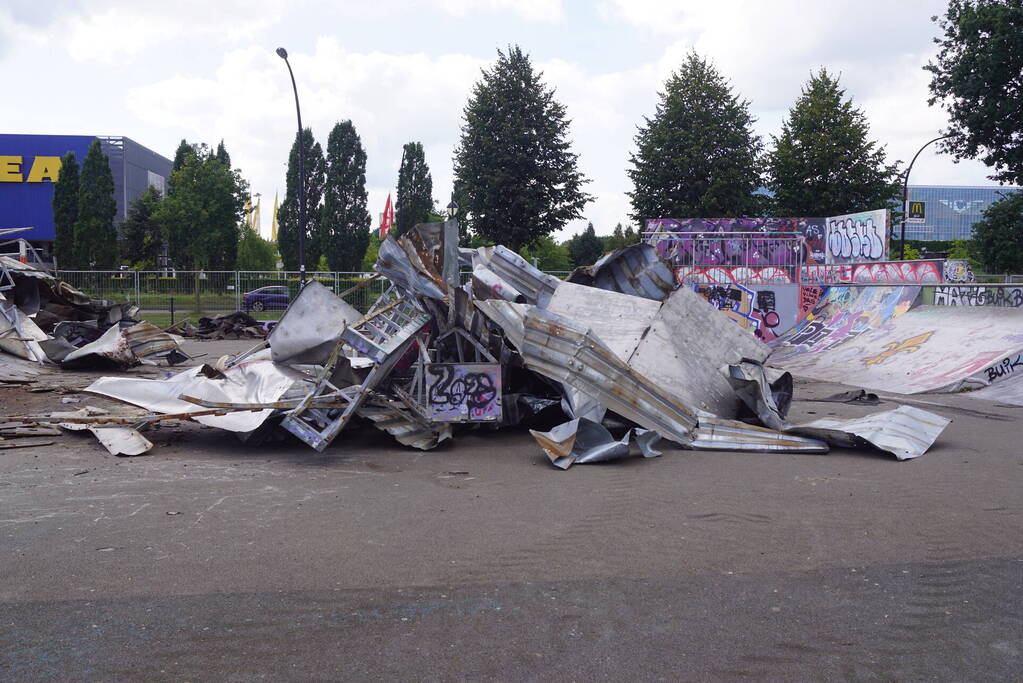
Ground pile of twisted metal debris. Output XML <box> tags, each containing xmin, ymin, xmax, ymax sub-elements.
<box><xmin>0</xmin><ymin>257</ymin><xmax>187</xmax><ymax>370</ymax></box>
<box><xmin>166</xmin><ymin>311</ymin><xmax>267</xmax><ymax>340</ymax></box>
<box><xmin>8</xmin><ymin>224</ymin><xmax>951</xmax><ymax>464</ymax></box>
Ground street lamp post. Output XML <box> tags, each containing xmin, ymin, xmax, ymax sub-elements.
<box><xmin>899</xmin><ymin>134</ymin><xmax>952</xmax><ymax>259</ymax></box>
<box><xmin>276</xmin><ymin>47</ymin><xmax>306</xmax><ymax>285</ymax></box>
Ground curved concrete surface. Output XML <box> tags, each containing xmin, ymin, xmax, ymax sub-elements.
<box><xmin>769</xmin><ymin>286</ymin><xmax>1023</xmax><ymax>394</ymax></box>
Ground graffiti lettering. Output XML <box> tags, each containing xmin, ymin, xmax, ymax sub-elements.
<box><xmin>933</xmin><ymin>286</ymin><xmax>1023</xmax><ymax>308</ymax></box>
<box><xmin>426</xmin><ymin>363</ymin><xmax>501</xmax><ymax>421</ymax></box>
<box><xmin>676</xmin><ymin>266</ymin><xmax>793</xmax><ymax>285</ymax></box>
<box><xmin>942</xmin><ymin>259</ymin><xmax>975</xmax><ymax>283</ymax></box>
<box><xmin>799</xmin><ymin>285</ymin><xmax>824</xmax><ymax>318</ymax></box>
<box><xmin>801</xmin><ymin>261</ymin><xmax>941</xmax><ymax>284</ymax></box>
<box><xmin>862</xmin><ymin>331</ymin><xmax>935</xmax><ymax>366</ymax></box>
<box><xmin>985</xmin><ymin>354</ymin><xmax>1023</xmax><ymax>383</ymax></box>
<box><xmin>691</xmin><ymin>283</ymin><xmax>760</xmax><ymax>330</ymax></box>
<box><xmin>826</xmin><ymin>216</ymin><xmax>885</xmax><ymax>262</ymax></box>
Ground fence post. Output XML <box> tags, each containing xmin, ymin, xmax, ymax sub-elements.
<box><xmin>235</xmin><ymin>271</ymin><xmax>241</xmax><ymax>310</ymax></box>
<box><xmin>134</xmin><ymin>271</ymin><xmax>141</xmax><ymax>307</ymax></box>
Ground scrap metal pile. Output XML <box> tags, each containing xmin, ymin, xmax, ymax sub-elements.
<box><xmin>0</xmin><ymin>257</ymin><xmax>187</xmax><ymax>371</ymax></box>
<box><xmin>6</xmin><ymin>224</ymin><xmax>952</xmax><ymax>464</ymax></box>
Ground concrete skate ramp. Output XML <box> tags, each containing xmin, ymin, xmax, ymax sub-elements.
<box><xmin>967</xmin><ymin>362</ymin><xmax>1023</xmax><ymax>406</ymax></box>
<box><xmin>768</xmin><ymin>286</ymin><xmax>1023</xmax><ymax>394</ymax></box>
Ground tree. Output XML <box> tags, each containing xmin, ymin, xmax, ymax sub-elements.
<box><xmin>972</xmin><ymin>191</ymin><xmax>1023</xmax><ymax>273</ymax></box>
<box><xmin>75</xmin><ymin>140</ymin><xmax>118</xmax><ymax>268</ymax></box>
<box><xmin>156</xmin><ymin>145</ymin><xmax>246</xmax><ymax>271</ymax></box>
<box><xmin>454</xmin><ymin>45</ymin><xmax>592</xmax><ymax>251</ymax></box>
<box><xmin>519</xmin><ymin>236</ymin><xmax>572</xmax><ymax>271</ymax></box>
<box><xmin>321</xmin><ymin>120</ymin><xmax>371</xmax><ymax>272</ymax></box>
<box><xmin>215</xmin><ymin>140</ymin><xmax>231</xmax><ymax>169</ymax></box>
<box><xmin>395</xmin><ymin>142</ymin><xmax>434</xmax><ymax>236</ymax></box>
<box><xmin>628</xmin><ymin>52</ymin><xmax>763</xmax><ymax>222</ymax></box>
<box><xmin>277</xmin><ymin>128</ymin><xmax>325</xmax><ymax>271</ymax></box>
<box><xmin>121</xmin><ymin>186</ymin><xmax>163</xmax><ymax>269</ymax></box>
<box><xmin>237</xmin><ymin>224</ymin><xmax>278</xmax><ymax>271</ymax></box>
<box><xmin>172</xmin><ymin>139</ymin><xmax>193</xmax><ymax>173</ymax></box>
<box><xmin>926</xmin><ymin>0</ymin><xmax>1023</xmax><ymax>186</ymax></box>
<box><xmin>52</xmin><ymin>151</ymin><xmax>79</xmax><ymax>269</ymax></box>
<box><xmin>566</xmin><ymin>222</ymin><xmax>604</xmax><ymax>267</ymax></box>
<box><xmin>767</xmin><ymin>69</ymin><xmax>902</xmax><ymax>216</ymax></box>
<box><xmin>361</xmin><ymin>231</ymin><xmax>381</xmax><ymax>272</ymax></box>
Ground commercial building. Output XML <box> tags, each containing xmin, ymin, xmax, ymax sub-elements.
<box><xmin>903</xmin><ymin>184</ymin><xmax>1021</xmax><ymax>241</ymax></box>
<box><xmin>0</xmin><ymin>134</ymin><xmax>172</xmax><ymax>251</ymax></box>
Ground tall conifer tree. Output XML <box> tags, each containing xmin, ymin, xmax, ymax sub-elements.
<box><xmin>75</xmin><ymin>140</ymin><xmax>118</xmax><ymax>268</ymax></box>
<box><xmin>277</xmin><ymin>128</ymin><xmax>325</xmax><ymax>271</ymax></box>
<box><xmin>51</xmin><ymin>151</ymin><xmax>80</xmax><ymax>269</ymax></box>
<box><xmin>321</xmin><ymin>120</ymin><xmax>371</xmax><ymax>272</ymax></box>
<box><xmin>395</xmin><ymin>142</ymin><xmax>433</xmax><ymax>236</ymax></box>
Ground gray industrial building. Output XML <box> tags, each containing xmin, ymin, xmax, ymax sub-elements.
<box><xmin>904</xmin><ymin>184</ymin><xmax>1021</xmax><ymax>241</ymax></box>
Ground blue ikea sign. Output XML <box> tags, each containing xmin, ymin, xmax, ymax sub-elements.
<box><xmin>0</xmin><ymin>134</ymin><xmax>97</xmax><ymax>241</ymax></box>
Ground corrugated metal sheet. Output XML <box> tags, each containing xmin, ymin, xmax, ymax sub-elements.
<box><xmin>469</xmin><ymin>245</ymin><xmax>561</xmax><ymax>308</ymax></box>
<box><xmin>690</xmin><ymin>416</ymin><xmax>829</xmax><ymax>453</ymax></box>
<box><xmin>528</xmin><ymin>417</ymin><xmax>661</xmax><ymax>469</ymax></box>
<box><xmin>589</xmin><ymin>242</ymin><xmax>675</xmax><ymax>301</ymax></box>
<box><xmin>786</xmin><ymin>404</ymin><xmax>951</xmax><ymax>460</ymax></box>
<box><xmin>520</xmin><ymin>307</ymin><xmax>699</xmax><ymax>445</ymax></box>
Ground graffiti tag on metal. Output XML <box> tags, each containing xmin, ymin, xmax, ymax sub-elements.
<box><xmin>425</xmin><ymin>363</ymin><xmax>502</xmax><ymax>422</ymax></box>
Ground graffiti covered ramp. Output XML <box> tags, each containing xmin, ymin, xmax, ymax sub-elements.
<box><xmin>768</xmin><ymin>287</ymin><xmax>1023</xmax><ymax>394</ymax></box>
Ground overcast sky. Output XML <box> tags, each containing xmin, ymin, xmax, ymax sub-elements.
<box><xmin>1</xmin><ymin>0</ymin><xmax>998</xmax><ymax>239</ymax></box>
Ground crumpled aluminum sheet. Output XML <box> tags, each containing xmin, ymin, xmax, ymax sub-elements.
<box><xmin>89</xmin><ymin>427</ymin><xmax>153</xmax><ymax>456</ymax></box>
<box><xmin>690</xmin><ymin>416</ymin><xmax>829</xmax><ymax>453</ymax></box>
<box><xmin>473</xmin><ymin>299</ymin><xmax>529</xmax><ymax>350</ymax></box>
<box><xmin>471</xmin><ymin>265</ymin><xmax>527</xmax><ymax>303</ymax></box>
<box><xmin>589</xmin><ymin>242</ymin><xmax>676</xmax><ymax>301</ymax></box>
<box><xmin>785</xmin><ymin>404</ymin><xmax>951</xmax><ymax>460</ymax></box>
<box><xmin>375</xmin><ymin>236</ymin><xmax>447</xmax><ymax>300</ymax></box>
<box><xmin>529</xmin><ymin>417</ymin><xmax>662</xmax><ymax>469</ymax></box>
<box><xmin>469</xmin><ymin>245</ymin><xmax>561</xmax><ymax>308</ymax></box>
<box><xmin>357</xmin><ymin>403</ymin><xmax>453</xmax><ymax>450</ymax></box>
<box><xmin>268</xmin><ymin>281</ymin><xmax>361</xmax><ymax>365</ymax></box>
<box><xmin>723</xmin><ymin>360</ymin><xmax>793</xmax><ymax>431</ymax></box>
<box><xmin>60</xmin><ymin>322</ymin><xmax>185</xmax><ymax>369</ymax></box>
<box><xmin>520</xmin><ymin>306</ymin><xmax>699</xmax><ymax>445</ymax></box>
<box><xmin>86</xmin><ymin>360</ymin><xmax>309</xmax><ymax>433</ymax></box>
<box><xmin>0</xmin><ymin>297</ymin><xmax>49</xmax><ymax>363</ymax></box>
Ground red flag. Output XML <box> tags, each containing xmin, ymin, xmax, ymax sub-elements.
<box><xmin>380</xmin><ymin>193</ymin><xmax>394</xmax><ymax>239</ymax></box>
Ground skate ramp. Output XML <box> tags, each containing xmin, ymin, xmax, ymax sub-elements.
<box><xmin>768</xmin><ymin>287</ymin><xmax>1023</xmax><ymax>394</ymax></box>
<box><xmin>967</xmin><ymin>362</ymin><xmax>1023</xmax><ymax>406</ymax></box>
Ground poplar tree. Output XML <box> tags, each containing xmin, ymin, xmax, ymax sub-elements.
<box><xmin>628</xmin><ymin>52</ymin><xmax>763</xmax><ymax>221</ymax></box>
<box><xmin>395</xmin><ymin>142</ymin><xmax>433</xmax><ymax>236</ymax></box>
<box><xmin>767</xmin><ymin>70</ymin><xmax>901</xmax><ymax>216</ymax></box>
<box><xmin>51</xmin><ymin>151</ymin><xmax>79</xmax><ymax>269</ymax></box>
<box><xmin>454</xmin><ymin>45</ymin><xmax>592</xmax><ymax>251</ymax></box>
<box><xmin>121</xmin><ymin>187</ymin><xmax>164</xmax><ymax>268</ymax></box>
<box><xmin>321</xmin><ymin>120</ymin><xmax>371</xmax><ymax>271</ymax></box>
<box><xmin>75</xmin><ymin>140</ymin><xmax>118</xmax><ymax>268</ymax></box>
<box><xmin>277</xmin><ymin>128</ymin><xmax>325</xmax><ymax>271</ymax></box>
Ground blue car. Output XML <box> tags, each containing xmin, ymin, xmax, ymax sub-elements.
<box><xmin>242</xmin><ymin>286</ymin><xmax>290</xmax><ymax>312</ymax></box>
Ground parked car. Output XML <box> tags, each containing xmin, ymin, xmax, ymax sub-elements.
<box><xmin>241</xmin><ymin>285</ymin><xmax>290</xmax><ymax>312</ymax></box>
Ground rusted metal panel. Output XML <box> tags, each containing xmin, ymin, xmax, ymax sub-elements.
<box><xmin>689</xmin><ymin>416</ymin><xmax>829</xmax><ymax>453</ymax></box>
<box><xmin>520</xmin><ymin>307</ymin><xmax>699</xmax><ymax>445</ymax></box>
<box><xmin>786</xmin><ymin>404</ymin><xmax>950</xmax><ymax>460</ymax></box>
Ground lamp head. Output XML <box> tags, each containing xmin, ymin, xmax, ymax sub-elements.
<box><xmin>446</xmin><ymin>198</ymin><xmax>458</xmax><ymax>218</ymax></box>
<box><xmin>276</xmin><ymin>47</ymin><xmax>288</xmax><ymax>59</ymax></box>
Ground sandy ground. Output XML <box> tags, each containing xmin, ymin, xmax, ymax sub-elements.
<box><xmin>1</xmin><ymin>338</ymin><xmax>1021</xmax><ymax>680</ymax></box>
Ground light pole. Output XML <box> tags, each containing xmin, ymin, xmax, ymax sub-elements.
<box><xmin>276</xmin><ymin>47</ymin><xmax>306</xmax><ymax>285</ymax></box>
<box><xmin>899</xmin><ymin>134</ymin><xmax>952</xmax><ymax>259</ymax></box>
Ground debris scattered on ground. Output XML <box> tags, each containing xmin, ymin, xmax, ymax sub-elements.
<box><xmin>4</xmin><ymin>224</ymin><xmax>955</xmax><ymax>466</ymax></box>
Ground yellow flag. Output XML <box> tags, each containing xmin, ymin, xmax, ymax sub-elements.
<box><xmin>271</xmin><ymin>192</ymin><xmax>279</xmax><ymax>241</ymax></box>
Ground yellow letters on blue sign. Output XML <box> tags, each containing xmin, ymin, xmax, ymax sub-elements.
<box><xmin>0</xmin><ymin>156</ymin><xmax>23</xmax><ymax>182</ymax></box>
<box><xmin>26</xmin><ymin>156</ymin><xmax>62</xmax><ymax>182</ymax></box>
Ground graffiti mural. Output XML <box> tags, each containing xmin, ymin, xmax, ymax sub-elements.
<box><xmin>825</xmin><ymin>209</ymin><xmax>888</xmax><ymax>264</ymax></box>
<box><xmin>932</xmin><ymin>286</ymin><xmax>1023</xmax><ymax>308</ymax></box>
<box><xmin>862</xmin><ymin>331</ymin><xmax>935</xmax><ymax>366</ymax></box>
<box><xmin>799</xmin><ymin>285</ymin><xmax>825</xmax><ymax>318</ymax></box>
<box><xmin>690</xmin><ymin>283</ymin><xmax>807</xmax><ymax>342</ymax></box>
<box><xmin>646</xmin><ymin>217</ymin><xmax>828</xmax><ymax>268</ymax></box>
<box><xmin>984</xmin><ymin>353</ymin><xmax>1023</xmax><ymax>383</ymax></box>
<box><xmin>425</xmin><ymin>363</ymin><xmax>502</xmax><ymax>422</ymax></box>
<box><xmin>769</xmin><ymin>286</ymin><xmax>920</xmax><ymax>358</ymax></box>
<box><xmin>676</xmin><ymin>266</ymin><xmax>793</xmax><ymax>285</ymax></box>
<box><xmin>942</xmin><ymin>259</ymin><xmax>975</xmax><ymax>283</ymax></box>
<box><xmin>690</xmin><ymin>283</ymin><xmax>760</xmax><ymax>331</ymax></box>
<box><xmin>800</xmin><ymin>260</ymin><xmax>942</xmax><ymax>284</ymax></box>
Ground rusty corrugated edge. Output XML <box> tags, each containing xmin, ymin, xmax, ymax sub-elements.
<box><xmin>473</xmin><ymin>246</ymin><xmax>561</xmax><ymax>308</ymax></box>
<box><xmin>520</xmin><ymin>307</ymin><xmax>698</xmax><ymax>444</ymax></box>
<box><xmin>691</xmin><ymin>416</ymin><xmax>829</xmax><ymax>453</ymax></box>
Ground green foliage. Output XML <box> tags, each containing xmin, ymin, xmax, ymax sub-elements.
<box><xmin>946</xmin><ymin>239</ymin><xmax>981</xmax><ymax>267</ymax></box>
<box><xmin>971</xmin><ymin>191</ymin><xmax>1023</xmax><ymax>273</ymax></box>
<box><xmin>315</xmin><ymin>254</ymin><xmax>330</xmax><ymax>272</ymax></box>
<box><xmin>566</xmin><ymin>222</ymin><xmax>604</xmax><ymax>267</ymax></box>
<box><xmin>52</xmin><ymin>151</ymin><xmax>79</xmax><ymax>269</ymax></box>
<box><xmin>215</xmin><ymin>140</ymin><xmax>231</xmax><ymax>168</ymax></box>
<box><xmin>926</xmin><ymin>0</ymin><xmax>1023</xmax><ymax>186</ymax></box>
<box><xmin>901</xmin><ymin>244</ymin><xmax>922</xmax><ymax>260</ymax></box>
<box><xmin>75</xmin><ymin>140</ymin><xmax>119</xmax><ymax>269</ymax></box>
<box><xmin>277</xmin><ymin>128</ymin><xmax>326</xmax><ymax>271</ymax></box>
<box><xmin>237</xmin><ymin>224</ymin><xmax>278</xmax><ymax>271</ymax></box>
<box><xmin>601</xmin><ymin>222</ymin><xmax>642</xmax><ymax>253</ymax></box>
<box><xmin>321</xmin><ymin>120</ymin><xmax>371</xmax><ymax>272</ymax></box>
<box><xmin>172</xmin><ymin>139</ymin><xmax>194</xmax><ymax>173</ymax></box>
<box><xmin>454</xmin><ymin>45</ymin><xmax>592</xmax><ymax>251</ymax></box>
<box><xmin>155</xmin><ymin>144</ymin><xmax>247</xmax><ymax>270</ymax></box>
<box><xmin>395</xmin><ymin>142</ymin><xmax>434</xmax><ymax>236</ymax></box>
<box><xmin>628</xmin><ymin>52</ymin><xmax>763</xmax><ymax>222</ymax></box>
<box><xmin>121</xmin><ymin>187</ymin><xmax>164</xmax><ymax>268</ymax></box>
<box><xmin>768</xmin><ymin>70</ymin><xmax>902</xmax><ymax>216</ymax></box>
<box><xmin>519</xmin><ymin>236</ymin><xmax>572</xmax><ymax>271</ymax></box>
<box><xmin>361</xmin><ymin>231</ymin><xmax>381</xmax><ymax>272</ymax></box>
